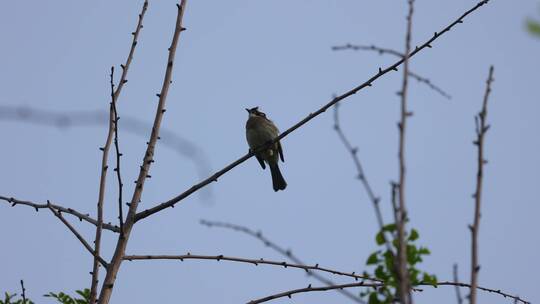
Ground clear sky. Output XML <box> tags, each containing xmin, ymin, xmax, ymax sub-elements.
<box><xmin>1</xmin><ymin>0</ymin><xmax>539</xmax><ymax>303</ymax></box>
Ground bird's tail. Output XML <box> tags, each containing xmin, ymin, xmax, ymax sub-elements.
<box><xmin>269</xmin><ymin>162</ymin><xmax>287</xmax><ymax>192</ymax></box>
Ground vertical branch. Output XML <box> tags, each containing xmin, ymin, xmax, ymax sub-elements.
<box><xmin>89</xmin><ymin>78</ymin><xmax>115</xmax><ymax>303</ymax></box>
<box><xmin>90</xmin><ymin>2</ymin><xmax>149</xmax><ymax>303</ymax></box>
<box><xmin>20</xmin><ymin>280</ymin><xmax>27</xmax><ymax>304</ymax></box>
<box><xmin>470</xmin><ymin>66</ymin><xmax>494</xmax><ymax>304</ymax></box>
<box><xmin>111</xmin><ymin>68</ymin><xmax>124</xmax><ymax>234</ymax></box>
<box><xmin>453</xmin><ymin>264</ymin><xmax>464</xmax><ymax>304</ymax></box>
<box><xmin>98</xmin><ymin>2</ymin><xmax>188</xmax><ymax>303</ymax></box>
<box><xmin>396</xmin><ymin>0</ymin><xmax>415</xmax><ymax>303</ymax></box>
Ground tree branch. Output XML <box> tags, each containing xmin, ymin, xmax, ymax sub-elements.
<box><xmin>46</xmin><ymin>202</ymin><xmax>108</xmax><ymax>268</ymax></box>
<box><xmin>20</xmin><ymin>280</ymin><xmax>27</xmax><ymax>304</ymax></box>
<box><xmin>396</xmin><ymin>1</ymin><xmax>415</xmax><ymax>303</ymax></box>
<box><xmin>246</xmin><ymin>281</ymin><xmax>382</xmax><ymax>304</ymax></box>
<box><xmin>453</xmin><ymin>264</ymin><xmax>464</xmax><ymax>304</ymax></box>
<box><xmin>0</xmin><ymin>196</ymin><xmax>120</xmax><ymax>233</ymax></box>
<box><xmin>90</xmin><ymin>2</ymin><xmax>149</xmax><ymax>300</ymax></box>
<box><xmin>135</xmin><ymin>0</ymin><xmax>491</xmax><ymax>223</ymax></box>
<box><xmin>200</xmin><ymin>219</ymin><xmax>366</xmax><ymax>303</ymax></box>
<box><xmin>123</xmin><ymin>253</ymin><xmax>380</xmax><ymax>282</ymax></box>
<box><xmin>247</xmin><ymin>280</ymin><xmax>529</xmax><ymax>304</ymax></box>
<box><xmin>470</xmin><ymin>65</ymin><xmax>494</xmax><ymax>304</ymax></box>
<box><xmin>201</xmin><ymin>220</ymin><xmax>365</xmax><ymax>303</ymax></box>
<box><xmin>98</xmin><ymin>2</ymin><xmax>187</xmax><ymax>303</ymax></box>
<box><xmin>331</xmin><ymin>44</ymin><xmax>451</xmax><ymax>99</ymax></box>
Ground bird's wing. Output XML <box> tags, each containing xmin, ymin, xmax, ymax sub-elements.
<box><xmin>278</xmin><ymin>141</ymin><xmax>284</xmax><ymax>162</ymax></box>
<box><xmin>256</xmin><ymin>154</ymin><xmax>266</xmax><ymax>169</ymax></box>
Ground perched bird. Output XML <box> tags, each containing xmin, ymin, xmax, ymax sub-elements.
<box><xmin>245</xmin><ymin>107</ymin><xmax>287</xmax><ymax>191</ymax></box>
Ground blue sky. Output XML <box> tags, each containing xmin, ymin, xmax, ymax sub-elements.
<box><xmin>1</xmin><ymin>1</ymin><xmax>539</xmax><ymax>303</ymax></box>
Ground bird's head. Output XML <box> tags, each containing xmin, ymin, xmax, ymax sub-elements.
<box><xmin>245</xmin><ymin>106</ymin><xmax>266</xmax><ymax>118</ymax></box>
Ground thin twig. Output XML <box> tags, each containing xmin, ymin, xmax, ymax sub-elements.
<box><xmin>333</xmin><ymin>104</ymin><xmax>389</xmax><ymax>241</ymax></box>
<box><xmin>135</xmin><ymin>0</ymin><xmax>491</xmax><ymax>223</ymax></box>
<box><xmin>453</xmin><ymin>264</ymin><xmax>464</xmax><ymax>304</ymax></box>
<box><xmin>46</xmin><ymin>202</ymin><xmax>108</xmax><ymax>268</ymax></box>
<box><xmin>200</xmin><ymin>220</ymin><xmax>365</xmax><ymax>303</ymax></box>
<box><xmin>90</xmin><ymin>70</ymin><xmax>114</xmax><ymax>304</ymax></box>
<box><xmin>98</xmin><ymin>2</ymin><xmax>187</xmax><ymax>303</ymax></box>
<box><xmin>123</xmin><ymin>254</ymin><xmax>380</xmax><ymax>282</ymax></box>
<box><xmin>470</xmin><ymin>65</ymin><xmax>494</xmax><ymax>304</ymax></box>
<box><xmin>0</xmin><ymin>196</ymin><xmax>120</xmax><ymax>232</ymax></box>
<box><xmin>247</xmin><ymin>280</ymin><xmax>530</xmax><ymax>304</ymax></box>
<box><xmin>396</xmin><ymin>1</ymin><xmax>415</xmax><ymax>303</ymax></box>
<box><xmin>246</xmin><ymin>281</ymin><xmax>383</xmax><ymax>304</ymax></box>
<box><xmin>431</xmin><ymin>281</ymin><xmax>528</xmax><ymax>304</ymax></box>
<box><xmin>20</xmin><ymin>280</ymin><xmax>26</xmax><ymax>304</ymax></box>
<box><xmin>331</xmin><ymin>44</ymin><xmax>451</xmax><ymax>99</ymax></box>
<box><xmin>111</xmin><ymin>73</ymin><xmax>124</xmax><ymax>235</ymax></box>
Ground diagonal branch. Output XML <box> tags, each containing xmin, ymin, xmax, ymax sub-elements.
<box><xmin>98</xmin><ymin>2</ymin><xmax>188</xmax><ymax>303</ymax></box>
<box><xmin>46</xmin><ymin>202</ymin><xmax>108</xmax><ymax>268</ymax></box>
<box><xmin>469</xmin><ymin>65</ymin><xmax>494</xmax><ymax>304</ymax></box>
<box><xmin>200</xmin><ymin>219</ymin><xmax>365</xmax><ymax>303</ymax></box>
<box><xmin>201</xmin><ymin>220</ymin><xmax>365</xmax><ymax>303</ymax></box>
<box><xmin>135</xmin><ymin>0</ymin><xmax>491</xmax><ymax>223</ymax></box>
<box><xmin>0</xmin><ymin>196</ymin><xmax>120</xmax><ymax>233</ymax></box>
<box><xmin>332</xmin><ymin>44</ymin><xmax>451</xmax><ymax>99</ymax></box>
<box><xmin>246</xmin><ymin>281</ymin><xmax>383</xmax><ymax>304</ymax></box>
<box><xmin>333</xmin><ymin>104</ymin><xmax>387</xmax><ymax>236</ymax></box>
<box><xmin>123</xmin><ymin>254</ymin><xmax>380</xmax><ymax>282</ymax></box>
<box><xmin>247</xmin><ymin>280</ymin><xmax>529</xmax><ymax>304</ymax></box>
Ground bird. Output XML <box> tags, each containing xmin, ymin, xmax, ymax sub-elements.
<box><xmin>245</xmin><ymin>107</ymin><xmax>287</xmax><ymax>191</ymax></box>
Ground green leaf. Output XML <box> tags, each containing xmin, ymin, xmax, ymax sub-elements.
<box><xmin>527</xmin><ymin>19</ymin><xmax>540</xmax><ymax>37</ymax></box>
<box><xmin>366</xmin><ymin>252</ymin><xmax>380</xmax><ymax>265</ymax></box>
<box><xmin>368</xmin><ymin>292</ymin><xmax>381</xmax><ymax>304</ymax></box>
<box><xmin>418</xmin><ymin>247</ymin><xmax>431</xmax><ymax>255</ymax></box>
<box><xmin>423</xmin><ymin>273</ymin><xmax>438</xmax><ymax>286</ymax></box>
<box><xmin>382</xmin><ymin>223</ymin><xmax>397</xmax><ymax>232</ymax></box>
<box><xmin>375</xmin><ymin>265</ymin><xmax>387</xmax><ymax>280</ymax></box>
<box><xmin>375</xmin><ymin>231</ymin><xmax>386</xmax><ymax>245</ymax></box>
<box><xmin>408</xmin><ymin>229</ymin><xmax>419</xmax><ymax>241</ymax></box>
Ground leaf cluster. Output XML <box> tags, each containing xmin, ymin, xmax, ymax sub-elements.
<box><xmin>361</xmin><ymin>224</ymin><xmax>437</xmax><ymax>304</ymax></box>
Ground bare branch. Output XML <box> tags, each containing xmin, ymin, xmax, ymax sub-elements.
<box><xmin>0</xmin><ymin>196</ymin><xmax>120</xmax><ymax>233</ymax></box>
<box><xmin>20</xmin><ymin>280</ymin><xmax>27</xmax><ymax>304</ymax></box>
<box><xmin>396</xmin><ymin>1</ymin><xmax>415</xmax><ymax>303</ymax></box>
<box><xmin>453</xmin><ymin>264</ymin><xmax>464</xmax><ymax>304</ymax></box>
<box><xmin>247</xmin><ymin>280</ymin><xmax>530</xmax><ymax>304</ymax></box>
<box><xmin>90</xmin><ymin>0</ymin><xmax>149</xmax><ymax>297</ymax></box>
<box><xmin>332</xmin><ymin>44</ymin><xmax>451</xmax><ymax>99</ymax></box>
<box><xmin>470</xmin><ymin>65</ymin><xmax>494</xmax><ymax>304</ymax></box>
<box><xmin>135</xmin><ymin>0</ymin><xmax>491</xmax><ymax>223</ymax></box>
<box><xmin>111</xmin><ymin>75</ymin><xmax>125</xmax><ymax>234</ymax></box>
<box><xmin>332</xmin><ymin>43</ymin><xmax>404</xmax><ymax>57</ymax></box>
<box><xmin>46</xmin><ymin>202</ymin><xmax>108</xmax><ymax>268</ymax></box>
<box><xmin>90</xmin><ymin>68</ymin><xmax>114</xmax><ymax>304</ymax></box>
<box><xmin>333</xmin><ymin>103</ymin><xmax>387</xmax><ymax>235</ymax></box>
<box><xmin>200</xmin><ymin>219</ymin><xmax>365</xmax><ymax>303</ymax></box>
<box><xmin>431</xmin><ymin>281</ymin><xmax>528</xmax><ymax>304</ymax></box>
<box><xmin>123</xmin><ymin>253</ymin><xmax>380</xmax><ymax>282</ymax></box>
<box><xmin>246</xmin><ymin>281</ymin><xmax>383</xmax><ymax>304</ymax></box>
<box><xmin>98</xmin><ymin>2</ymin><xmax>188</xmax><ymax>303</ymax></box>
